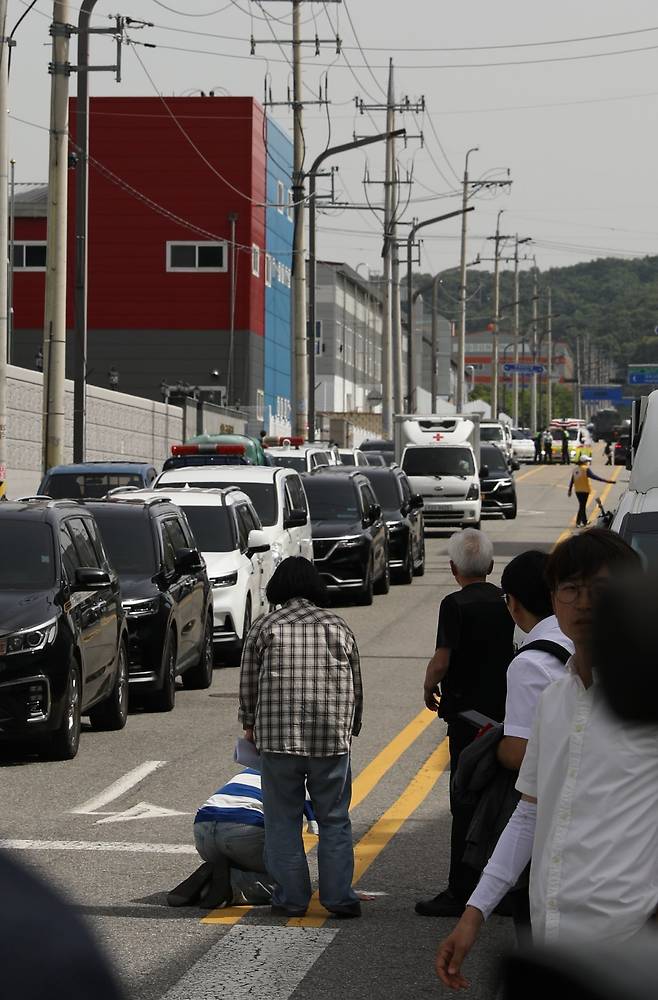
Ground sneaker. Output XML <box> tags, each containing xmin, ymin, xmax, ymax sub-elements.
<box><xmin>198</xmin><ymin>865</ymin><xmax>232</xmax><ymax>910</ymax></box>
<box><xmin>167</xmin><ymin>862</ymin><xmax>213</xmax><ymax>907</ymax></box>
<box><xmin>415</xmin><ymin>889</ymin><xmax>465</xmax><ymax>918</ymax></box>
<box><xmin>270</xmin><ymin>903</ymin><xmax>308</xmax><ymax>918</ymax></box>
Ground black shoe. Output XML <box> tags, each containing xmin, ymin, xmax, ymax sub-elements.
<box><xmin>415</xmin><ymin>889</ymin><xmax>465</xmax><ymax>918</ymax></box>
<box><xmin>327</xmin><ymin>902</ymin><xmax>361</xmax><ymax>919</ymax></box>
<box><xmin>198</xmin><ymin>864</ymin><xmax>232</xmax><ymax>910</ymax></box>
<box><xmin>270</xmin><ymin>903</ymin><xmax>308</xmax><ymax>918</ymax></box>
<box><xmin>167</xmin><ymin>862</ymin><xmax>214</xmax><ymax>907</ymax></box>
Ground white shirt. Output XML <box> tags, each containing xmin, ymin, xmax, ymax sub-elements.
<box><xmin>504</xmin><ymin>616</ymin><xmax>573</xmax><ymax>740</ymax></box>
<box><xmin>517</xmin><ymin>665</ymin><xmax>658</xmax><ymax>944</ymax></box>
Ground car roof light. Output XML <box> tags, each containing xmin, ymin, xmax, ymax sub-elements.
<box><xmin>171</xmin><ymin>443</ymin><xmax>246</xmax><ymax>456</ymax></box>
<box><xmin>278</xmin><ymin>436</ymin><xmax>305</xmax><ymax>448</ymax></box>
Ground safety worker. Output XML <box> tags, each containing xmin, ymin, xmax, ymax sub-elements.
<box><xmin>560</xmin><ymin>427</ymin><xmax>570</xmax><ymax>465</ymax></box>
<box><xmin>533</xmin><ymin>430</ymin><xmax>543</xmax><ymax>464</ymax></box>
<box><xmin>542</xmin><ymin>429</ymin><xmax>554</xmax><ymax>465</ymax></box>
<box><xmin>567</xmin><ymin>456</ymin><xmax>614</xmax><ymax>527</ymax></box>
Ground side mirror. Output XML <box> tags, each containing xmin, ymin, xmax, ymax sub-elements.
<box><xmin>410</xmin><ymin>493</ymin><xmax>424</xmax><ymax>510</ymax></box>
<box><xmin>74</xmin><ymin>567</ymin><xmax>111</xmax><ymax>590</ymax></box>
<box><xmin>283</xmin><ymin>508</ymin><xmax>307</xmax><ymax>529</ymax></box>
<box><xmin>479</xmin><ymin>465</ymin><xmax>489</xmax><ymax>478</ymax></box>
<box><xmin>174</xmin><ymin>547</ymin><xmax>203</xmax><ymax>573</ymax></box>
<box><xmin>510</xmin><ymin>459</ymin><xmax>520</xmax><ymax>471</ymax></box>
<box><xmin>368</xmin><ymin>502</ymin><xmax>382</xmax><ymax>522</ymax></box>
<box><xmin>247</xmin><ymin>528</ymin><xmax>270</xmax><ymax>555</ymax></box>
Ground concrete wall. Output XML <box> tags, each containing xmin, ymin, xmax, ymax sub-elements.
<box><xmin>6</xmin><ymin>365</ymin><xmax>183</xmax><ymax>497</ymax></box>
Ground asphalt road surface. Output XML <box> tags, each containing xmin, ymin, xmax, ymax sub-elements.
<box><xmin>0</xmin><ymin>455</ymin><xmax>628</xmax><ymax>1000</ymax></box>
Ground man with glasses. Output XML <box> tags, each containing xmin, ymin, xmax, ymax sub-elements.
<box><xmin>436</xmin><ymin>529</ymin><xmax>658</xmax><ymax>989</ymax></box>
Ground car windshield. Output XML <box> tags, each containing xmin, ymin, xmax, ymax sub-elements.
<box><xmin>402</xmin><ymin>447</ymin><xmax>475</xmax><ymax>477</ymax></box>
<box><xmin>481</xmin><ymin>448</ymin><xmax>508</xmax><ymax>473</ymax></box>
<box><xmin>511</xmin><ymin>429</ymin><xmax>528</xmax><ymax>440</ymax></box>
<box><xmin>268</xmin><ymin>455</ymin><xmax>307</xmax><ymax>473</ymax></box>
<box><xmin>43</xmin><ymin>472</ymin><xmax>144</xmax><ymax>499</ymax></box>
<box><xmin>365</xmin><ymin>475</ymin><xmax>401</xmax><ymax>509</ymax></box>
<box><xmin>0</xmin><ymin>521</ymin><xmax>55</xmax><ymax>589</ymax></box>
<box><xmin>339</xmin><ymin>453</ymin><xmax>355</xmax><ymax>465</ymax></box>
<box><xmin>92</xmin><ymin>512</ymin><xmax>158</xmax><ymax>574</ymax></box>
<box><xmin>480</xmin><ymin>427</ymin><xmax>504</xmax><ymax>442</ymax></box>
<box><xmin>225</xmin><ymin>483</ymin><xmax>277</xmax><ymax>526</ymax></box>
<box><xmin>303</xmin><ymin>478</ymin><xmax>360</xmax><ymax>521</ymax></box>
<box><xmin>179</xmin><ymin>506</ymin><xmax>236</xmax><ymax>552</ymax></box>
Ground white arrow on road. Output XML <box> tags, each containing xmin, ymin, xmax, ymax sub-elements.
<box><xmin>69</xmin><ymin>762</ymin><xmax>187</xmax><ymax>823</ymax></box>
<box><xmin>95</xmin><ymin>802</ymin><xmax>188</xmax><ymax>824</ymax></box>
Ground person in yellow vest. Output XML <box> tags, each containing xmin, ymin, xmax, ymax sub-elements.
<box><xmin>567</xmin><ymin>456</ymin><xmax>614</xmax><ymax>527</ymax></box>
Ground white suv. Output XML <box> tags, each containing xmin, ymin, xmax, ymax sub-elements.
<box><xmin>265</xmin><ymin>439</ymin><xmax>335</xmax><ymax>473</ymax></box>
<box><xmin>118</xmin><ymin>487</ymin><xmax>272</xmax><ymax>666</ymax></box>
<box><xmin>153</xmin><ymin>465</ymin><xmax>313</xmax><ymax>569</ymax></box>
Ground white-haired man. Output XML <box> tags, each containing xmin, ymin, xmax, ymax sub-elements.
<box><xmin>416</xmin><ymin>528</ymin><xmax>515</xmax><ymax>918</ymax></box>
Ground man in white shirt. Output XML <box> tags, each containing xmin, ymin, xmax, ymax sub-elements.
<box><xmin>436</xmin><ymin>528</ymin><xmax>658</xmax><ymax>990</ymax></box>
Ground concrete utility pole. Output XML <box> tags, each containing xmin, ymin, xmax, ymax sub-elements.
<box><xmin>290</xmin><ymin>0</ymin><xmax>307</xmax><ymax>437</ymax></box>
<box><xmin>0</xmin><ymin>0</ymin><xmax>9</xmax><ymax>498</ymax></box>
<box><xmin>490</xmin><ymin>209</ymin><xmax>503</xmax><ymax>419</ymax></box>
<box><xmin>391</xmin><ymin>155</ymin><xmax>403</xmax><ymax>415</ymax></box>
<box><xmin>546</xmin><ymin>286</ymin><xmax>553</xmax><ymax>423</ymax></box>
<box><xmin>431</xmin><ymin>274</ymin><xmax>439</xmax><ymax>409</ymax></box>
<box><xmin>456</xmin><ymin>147</ymin><xmax>477</xmax><ymax>411</ymax></box>
<box><xmin>381</xmin><ymin>60</ymin><xmax>395</xmax><ymax>437</ymax></box>
<box><xmin>43</xmin><ymin>0</ymin><xmax>71</xmax><ymax>473</ymax></box>
<box><xmin>530</xmin><ymin>259</ymin><xmax>539</xmax><ymax>434</ymax></box>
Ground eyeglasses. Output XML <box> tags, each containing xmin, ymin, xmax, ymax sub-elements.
<box><xmin>555</xmin><ymin>580</ymin><xmax>609</xmax><ymax>604</ymax></box>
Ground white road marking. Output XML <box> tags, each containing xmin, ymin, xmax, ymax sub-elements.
<box><xmin>0</xmin><ymin>838</ymin><xmax>197</xmax><ymax>854</ymax></box>
<box><xmin>162</xmin><ymin>926</ymin><xmax>337</xmax><ymax>1000</ymax></box>
<box><xmin>95</xmin><ymin>802</ymin><xmax>188</xmax><ymax>824</ymax></box>
<box><xmin>70</xmin><ymin>760</ymin><xmax>166</xmax><ymax>815</ymax></box>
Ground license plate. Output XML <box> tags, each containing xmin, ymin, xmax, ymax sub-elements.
<box><xmin>426</xmin><ymin>503</ymin><xmax>454</xmax><ymax>511</ymax></box>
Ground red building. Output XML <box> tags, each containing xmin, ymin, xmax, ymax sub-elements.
<box><xmin>13</xmin><ymin>96</ymin><xmax>269</xmax><ymax>412</ymax></box>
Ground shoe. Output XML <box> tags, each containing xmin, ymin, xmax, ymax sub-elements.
<box><xmin>167</xmin><ymin>862</ymin><xmax>213</xmax><ymax>907</ymax></box>
<box><xmin>198</xmin><ymin>864</ymin><xmax>232</xmax><ymax>909</ymax></box>
<box><xmin>326</xmin><ymin>902</ymin><xmax>361</xmax><ymax>919</ymax></box>
<box><xmin>415</xmin><ymin>889</ymin><xmax>465</xmax><ymax>918</ymax></box>
<box><xmin>270</xmin><ymin>903</ymin><xmax>308</xmax><ymax>918</ymax></box>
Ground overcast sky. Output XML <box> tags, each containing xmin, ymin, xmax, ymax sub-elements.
<box><xmin>6</xmin><ymin>0</ymin><xmax>658</xmax><ymax>281</ymax></box>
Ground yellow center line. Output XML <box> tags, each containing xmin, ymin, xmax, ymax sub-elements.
<box><xmin>288</xmin><ymin>738</ymin><xmax>451</xmax><ymax>928</ymax></box>
<box><xmin>515</xmin><ymin>466</ymin><xmax>543</xmax><ymax>483</ymax></box>
<box><xmin>555</xmin><ymin>466</ymin><xmax>621</xmax><ymax>547</ymax></box>
<box><xmin>200</xmin><ymin>708</ymin><xmax>438</xmax><ymax>926</ymax></box>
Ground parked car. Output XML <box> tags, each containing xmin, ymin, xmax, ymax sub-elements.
<box><xmin>181</xmin><ymin>434</ymin><xmax>268</xmax><ymax>465</ymax></box>
<box><xmin>0</xmin><ymin>500</ymin><xmax>128</xmax><ymax>759</ymax></box>
<box><xmin>613</xmin><ymin>433</ymin><xmax>631</xmax><ymax>466</ymax></box>
<box><xmin>117</xmin><ymin>487</ymin><xmax>271</xmax><ymax>667</ymax></box>
<box><xmin>401</xmin><ymin>444</ymin><xmax>481</xmax><ymax>530</ymax></box>
<box><xmin>479</xmin><ymin>443</ymin><xmax>518</xmax><ymax>520</ymax></box>
<box><xmin>360</xmin><ymin>438</ymin><xmax>395</xmax><ymax>466</ymax></box>
<box><xmin>86</xmin><ymin>497</ymin><xmax>214</xmax><ymax>710</ymax></box>
<box><xmin>337</xmin><ymin>448</ymin><xmax>369</xmax><ymax>467</ymax></box>
<box><xmin>303</xmin><ymin>469</ymin><xmax>390</xmax><ymax>604</ymax></box>
<box><xmin>358</xmin><ymin>466</ymin><xmax>425</xmax><ymax>582</ymax></box>
<box><xmin>511</xmin><ymin>428</ymin><xmax>535</xmax><ymax>464</ymax></box>
<box><xmin>38</xmin><ymin>462</ymin><xmax>158</xmax><ymax>499</ymax></box>
<box><xmin>363</xmin><ymin>452</ymin><xmax>388</xmax><ymax>467</ymax></box>
<box><xmin>153</xmin><ymin>464</ymin><xmax>313</xmax><ymax>567</ymax></box>
<box><xmin>162</xmin><ymin>441</ymin><xmax>253</xmax><ymax>473</ymax></box>
<box><xmin>265</xmin><ymin>438</ymin><xmax>335</xmax><ymax>473</ymax></box>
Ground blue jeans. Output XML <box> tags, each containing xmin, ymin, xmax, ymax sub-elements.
<box><xmin>260</xmin><ymin>752</ymin><xmax>359</xmax><ymax>912</ymax></box>
<box><xmin>194</xmin><ymin>821</ymin><xmax>273</xmax><ymax>903</ymax></box>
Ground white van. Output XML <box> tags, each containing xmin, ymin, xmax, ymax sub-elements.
<box><xmin>480</xmin><ymin>421</ymin><xmax>514</xmax><ymax>466</ymax></box>
<box><xmin>153</xmin><ymin>465</ymin><xmax>313</xmax><ymax>568</ymax></box>
<box><xmin>400</xmin><ymin>444</ymin><xmax>481</xmax><ymax>529</ymax></box>
<box><xmin>611</xmin><ymin>390</ymin><xmax>658</xmax><ymax>567</ymax></box>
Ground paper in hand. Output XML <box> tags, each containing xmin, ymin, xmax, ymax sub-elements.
<box><xmin>234</xmin><ymin>736</ymin><xmax>261</xmax><ymax>769</ymax></box>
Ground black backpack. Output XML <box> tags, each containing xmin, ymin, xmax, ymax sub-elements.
<box><xmin>519</xmin><ymin>639</ymin><xmax>571</xmax><ymax>665</ymax></box>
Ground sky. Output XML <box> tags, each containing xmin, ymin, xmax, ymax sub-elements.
<box><xmin>6</xmin><ymin>0</ymin><xmax>658</xmax><ymax>285</ymax></box>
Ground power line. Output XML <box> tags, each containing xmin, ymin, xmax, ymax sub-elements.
<box><xmin>150</xmin><ymin>1</ymin><xmax>233</xmax><ymax>16</ymax></box>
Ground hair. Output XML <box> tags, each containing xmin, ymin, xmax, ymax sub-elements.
<box><xmin>501</xmin><ymin>550</ymin><xmax>553</xmax><ymax>619</ymax></box>
<box><xmin>545</xmin><ymin>528</ymin><xmax>641</xmax><ymax>590</ymax></box>
<box><xmin>266</xmin><ymin>556</ymin><xmax>327</xmax><ymax>607</ymax></box>
<box><xmin>448</xmin><ymin>528</ymin><xmax>494</xmax><ymax>578</ymax></box>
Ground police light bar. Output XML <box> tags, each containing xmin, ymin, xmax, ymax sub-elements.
<box><xmin>171</xmin><ymin>443</ymin><xmax>246</xmax><ymax>456</ymax></box>
<box><xmin>278</xmin><ymin>436</ymin><xmax>305</xmax><ymax>447</ymax></box>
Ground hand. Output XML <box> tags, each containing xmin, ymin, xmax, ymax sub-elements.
<box><xmin>435</xmin><ymin>908</ymin><xmax>483</xmax><ymax>990</ymax></box>
<box><xmin>424</xmin><ymin>688</ymin><xmax>440</xmax><ymax>712</ymax></box>
<box><xmin>243</xmin><ymin>727</ymin><xmax>255</xmax><ymax>744</ymax></box>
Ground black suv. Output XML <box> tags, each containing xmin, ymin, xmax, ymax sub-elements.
<box><xmin>0</xmin><ymin>500</ymin><xmax>128</xmax><ymax>760</ymax></box>
<box><xmin>479</xmin><ymin>444</ymin><xmax>518</xmax><ymax>520</ymax></box>
<box><xmin>87</xmin><ymin>499</ymin><xmax>214</xmax><ymax>712</ymax></box>
<box><xmin>303</xmin><ymin>470</ymin><xmax>389</xmax><ymax>605</ymax></box>
<box><xmin>358</xmin><ymin>466</ymin><xmax>425</xmax><ymax>583</ymax></box>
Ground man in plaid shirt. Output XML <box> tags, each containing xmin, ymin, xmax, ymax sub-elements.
<box><xmin>239</xmin><ymin>557</ymin><xmax>363</xmax><ymax>918</ymax></box>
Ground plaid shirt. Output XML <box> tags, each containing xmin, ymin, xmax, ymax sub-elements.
<box><xmin>238</xmin><ymin>598</ymin><xmax>363</xmax><ymax>756</ymax></box>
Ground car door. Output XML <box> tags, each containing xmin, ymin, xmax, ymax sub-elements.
<box><xmin>234</xmin><ymin>503</ymin><xmax>262</xmax><ymax>616</ymax></box>
<box><xmin>236</xmin><ymin>502</ymin><xmax>269</xmax><ymax>616</ymax></box>
<box><xmin>398</xmin><ymin>473</ymin><xmax>420</xmax><ymax>562</ymax></box>
<box><xmin>178</xmin><ymin>510</ymin><xmax>208</xmax><ymax>652</ymax></box>
<box><xmin>359</xmin><ymin>482</ymin><xmax>385</xmax><ymax>579</ymax></box>
<box><xmin>78</xmin><ymin>515</ymin><xmax>122</xmax><ymax>693</ymax></box>
<box><xmin>284</xmin><ymin>473</ymin><xmax>313</xmax><ymax>560</ymax></box>
<box><xmin>59</xmin><ymin>520</ymin><xmax>106</xmax><ymax>708</ymax></box>
<box><xmin>161</xmin><ymin>515</ymin><xmax>200</xmax><ymax>667</ymax></box>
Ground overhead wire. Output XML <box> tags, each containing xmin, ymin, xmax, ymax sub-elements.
<box><xmin>150</xmin><ymin>1</ymin><xmax>233</xmax><ymax>16</ymax></box>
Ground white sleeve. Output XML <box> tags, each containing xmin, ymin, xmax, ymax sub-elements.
<box><xmin>466</xmin><ymin>798</ymin><xmax>537</xmax><ymax>919</ymax></box>
<box><xmin>503</xmin><ymin>654</ymin><xmax>541</xmax><ymax>740</ymax></box>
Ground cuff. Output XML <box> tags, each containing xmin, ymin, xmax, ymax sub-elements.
<box><xmin>467</xmin><ymin>871</ymin><xmax>512</xmax><ymax>920</ymax></box>
<box><xmin>503</xmin><ymin>724</ymin><xmax>531</xmax><ymax>740</ymax></box>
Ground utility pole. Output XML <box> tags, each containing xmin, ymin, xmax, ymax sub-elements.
<box><xmin>431</xmin><ymin>274</ymin><xmax>439</xmax><ymax>409</ymax></box>
<box><xmin>43</xmin><ymin>0</ymin><xmax>72</xmax><ymax>473</ymax></box>
<box><xmin>547</xmin><ymin>286</ymin><xmax>553</xmax><ymax>423</ymax></box>
<box><xmin>530</xmin><ymin>259</ymin><xmax>539</xmax><ymax>434</ymax></box>
<box><xmin>0</xmin><ymin>0</ymin><xmax>9</xmax><ymax>498</ymax></box>
<box><xmin>490</xmin><ymin>209</ymin><xmax>503</xmax><ymax>418</ymax></box>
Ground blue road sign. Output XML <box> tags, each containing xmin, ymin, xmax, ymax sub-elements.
<box><xmin>581</xmin><ymin>385</ymin><xmax>623</xmax><ymax>403</ymax></box>
<box><xmin>502</xmin><ymin>362</ymin><xmax>545</xmax><ymax>375</ymax></box>
<box><xmin>628</xmin><ymin>365</ymin><xmax>658</xmax><ymax>385</ymax></box>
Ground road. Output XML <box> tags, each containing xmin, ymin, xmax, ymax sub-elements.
<box><xmin>0</xmin><ymin>456</ymin><xmax>628</xmax><ymax>1000</ymax></box>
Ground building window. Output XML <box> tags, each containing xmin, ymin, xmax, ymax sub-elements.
<box><xmin>256</xmin><ymin>389</ymin><xmax>265</xmax><ymax>422</ymax></box>
<box><xmin>252</xmin><ymin>244</ymin><xmax>260</xmax><ymax>278</ymax></box>
<box><xmin>276</xmin><ymin>180</ymin><xmax>285</xmax><ymax>214</ymax></box>
<box><xmin>12</xmin><ymin>241</ymin><xmax>47</xmax><ymax>270</ymax></box>
<box><xmin>166</xmin><ymin>241</ymin><xmax>227</xmax><ymax>272</ymax></box>
<box><xmin>287</xmin><ymin>189</ymin><xmax>294</xmax><ymax>221</ymax></box>
<box><xmin>265</xmin><ymin>254</ymin><xmax>272</xmax><ymax>287</ymax></box>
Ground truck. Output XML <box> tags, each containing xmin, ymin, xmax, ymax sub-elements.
<box><xmin>394</xmin><ymin>414</ymin><xmax>482</xmax><ymax>530</ymax></box>
<box><xmin>611</xmin><ymin>391</ymin><xmax>658</xmax><ymax>567</ymax></box>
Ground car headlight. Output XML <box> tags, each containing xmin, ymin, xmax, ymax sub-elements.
<box><xmin>123</xmin><ymin>597</ymin><xmax>160</xmax><ymax>617</ymax></box>
<box><xmin>210</xmin><ymin>572</ymin><xmax>238</xmax><ymax>588</ymax></box>
<box><xmin>0</xmin><ymin>618</ymin><xmax>58</xmax><ymax>656</ymax></box>
<box><xmin>466</xmin><ymin>484</ymin><xmax>480</xmax><ymax>501</ymax></box>
<box><xmin>337</xmin><ymin>536</ymin><xmax>364</xmax><ymax>547</ymax></box>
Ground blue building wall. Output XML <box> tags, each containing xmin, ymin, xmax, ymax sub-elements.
<box><xmin>264</xmin><ymin>119</ymin><xmax>293</xmax><ymax>433</ymax></box>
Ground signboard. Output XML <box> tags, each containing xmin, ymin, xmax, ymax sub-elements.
<box><xmin>627</xmin><ymin>365</ymin><xmax>658</xmax><ymax>385</ymax></box>
<box><xmin>502</xmin><ymin>362</ymin><xmax>545</xmax><ymax>375</ymax></box>
<box><xmin>581</xmin><ymin>385</ymin><xmax>623</xmax><ymax>403</ymax></box>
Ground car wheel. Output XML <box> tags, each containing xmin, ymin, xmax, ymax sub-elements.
<box><xmin>182</xmin><ymin>614</ymin><xmax>214</xmax><ymax>690</ymax></box>
<box><xmin>228</xmin><ymin>599</ymin><xmax>251</xmax><ymax>668</ymax></box>
<box><xmin>374</xmin><ymin>548</ymin><xmax>391</xmax><ymax>594</ymax></box>
<box><xmin>395</xmin><ymin>542</ymin><xmax>414</xmax><ymax>585</ymax></box>
<box><xmin>413</xmin><ymin>538</ymin><xmax>426</xmax><ymax>577</ymax></box>
<box><xmin>148</xmin><ymin>631</ymin><xmax>177</xmax><ymax>713</ymax></box>
<box><xmin>88</xmin><ymin>641</ymin><xmax>129</xmax><ymax>731</ymax></box>
<box><xmin>503</xmin><ymin>501</ymin><xmax>518</xmax><ymax>520</ymax></box>
<box><xmin>356</xmin><ymin>560</ymin><xmax>374</xmax><ymax>606</ymax></box>
<box><xmin>46</xmin><ymin>660</ymin><xmax>81</xmax><ymax>761</ymax></box>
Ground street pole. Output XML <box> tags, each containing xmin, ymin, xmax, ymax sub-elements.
<box><xmin>431</xmin><ymin>274</ymin><xmax>439</xmax><ymax>409</ymax></box>
<box><xmin>575</xmin><ymin>335</ymin><xmax>582</xmax><ymax>419</ymax></box>
<box><xmin>391</xmin><ymin>159</ymin><xmax>403</xmax><ymax>414</ymax></box>
<box><xmin>491</xmin><ymin>209</ymin><xmax>503</xmax><ymax>418</ymax></box>
<box><xmin>0</xmin><ymin>0</ymin><xmax>9</xmax><ymax>497</ymax></box>
<box><xmin>8</xmin><ymin>157</ymin><xmax>15</xmax><ymax>360</ymax></box>
<box><xmin>530</xmin><ymin>260</ymin><xmax>539</xmax><ymax>434</ymax></box>
<box><xmin>456</xmin><ymin>147</ymin><xmax>478</xmax><ymax>410</ymax></box>
<box><xmin>512</xmin><ymin>237</ymin><xmax>520</xmax><ymax>425</ymax></box>
<box><xmin>547</xmin><ymin>286</ymin><xmax>553</xmax><ymax>423</ymax></box>
<box><xmin>381</xmin><ymin>59</ymin><xmax>395</xmax><ymax>437</ymax></box>
<box><xmin>307</xmin><ymin>128</ymin><xmax>404</xmax><ymax>441</ymax></box>
<box><xmin>227</xmin><ymin>212</ymin><xmax>238</xmax><ymax>406</ymax></box>
<box><xmin>291</xmin><ymin>0</ymin><xmax>307</xmax><ymax>437</ymax></box>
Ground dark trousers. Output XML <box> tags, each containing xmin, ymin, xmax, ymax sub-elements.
<box><xmin>575</xmin><ymin>491</ymin><xmax>589</xmax><ymax>526</ymax></box>
<box><xmin>447</xmin><ymin>719</ymin><xmax>479</xmax><ymax>904</ymax></box>
<box><xmin>533</xmin><ymin>447</ymin><xmax>541</xmax><ymax>464</ymax></box>
<box><xmin>562</xmin><ymin>446</ymin><xmax>570</xmax><ymax>465</ymax></box>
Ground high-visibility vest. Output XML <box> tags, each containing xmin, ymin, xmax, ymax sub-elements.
<box><xmin>573</xmin><ymin>467</ymin><xmax>590</xmax><ymax>493</ymax></box>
